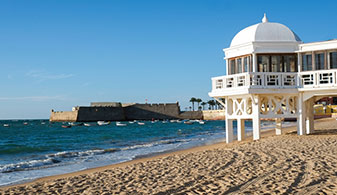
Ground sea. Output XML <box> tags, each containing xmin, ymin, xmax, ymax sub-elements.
<box><xmin>0</xmin><ymin>119</ymin><xmax>294</xmax><ymax>187</ymax></box>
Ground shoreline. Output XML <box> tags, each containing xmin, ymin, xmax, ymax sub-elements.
<box><xmin>2</xmin><ymin>118</ymin><xmax>337</xmax><ymax>193</ymax></box>
<box><xmin>0</xmin><ymin>120</ymin><xmax>298</xmax><ymax>190</ymax></box>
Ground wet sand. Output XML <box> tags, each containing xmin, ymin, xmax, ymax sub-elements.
<box><xmin>1</xmin><ymin>118</ymin><xmax>337</xmax><ymax>194</ymax></box>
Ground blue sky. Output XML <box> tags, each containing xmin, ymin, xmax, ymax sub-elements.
<box><xmin>1</xmin><ymin>0</ymin><xmax>337</xmax><ymax>119</ymax></box>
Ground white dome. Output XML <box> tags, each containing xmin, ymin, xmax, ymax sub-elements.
<box><xmin>230</xmin><ymin>16</ymin><xmax>301</xmax><ymax>47</ymax></box>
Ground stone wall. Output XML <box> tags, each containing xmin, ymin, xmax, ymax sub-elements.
<box><xmin>77</xmin><ymin>106</ymin><xmax>125</xmax><ymax>122</ymax></box>
<box><xmin>50</xmin><ymin>110</ymin><xmax>78</xmax><ymax>122</ymax></box>
<box><xmin>50</xmin><ymin>103</ymin><xmax>227</xmax><ymax>122</ymax></box>
<box><xmin>124</xmin><ymin>103</ymin><xmax>181</xmax><ymax>120</ymax></box>
<box><xmin>202</xmin><ymin>110</ymin><xmax>226</xmax><ymax>120</ymax></box>
<box><xmin>179</xmin><ymin>111</ymin><xmax>203</xmax><ymax>120</ymax></box>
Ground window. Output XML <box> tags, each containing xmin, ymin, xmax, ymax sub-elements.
<box><xmin>302</xmin><ymin>54</ymin><xmax>312</xmax><ymax>71</ymax></box>
<box><xmin>244</xmin><ymin>56</ymin><xmax>249</xmax><ymax>72</ymax></box>
<box><xmin>258</xmin><ymin>55</ymin><xmax>270</xmax><ymax>72</ymax></box>
<box><xmin>230</xmin><ymin>60</ymin><xmax>236</xmax><ymax>74</ymax></box>
<box><xmin>237</xmin><ymin>58</ymin><xmax>242</xmax><ymax>73</ymax></box>
<box><xmin>284</xmin><ymin>55</ymin><xmax>297</xmax><ymax>72</ymax></box>
<box><xmin>257</xmin><ymin>54</ymin><xmax>297</xmax><ymax>72</ymax></box>
<box><xmin>271</xmin><ymin>56</ymin><xmax>282</xmax><ymax>72</ymax></box>
<box><xmin>330</xmin><ymin>52</ymin><xmax>337</xmax><ymax>69</ymax></box>
<box><xmin>315</xmin><ymin>53</ymin><xmax>325</xmax><ymax>70</ymax></box>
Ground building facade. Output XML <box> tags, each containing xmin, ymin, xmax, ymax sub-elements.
<box><xmin>209</xmin><ymin>14</ymin><xmax>337</xmax><ymax>143</ymax></box>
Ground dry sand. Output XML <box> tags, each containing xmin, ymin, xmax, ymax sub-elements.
<box><xmin>2</xmin><ymin>118</ymin><xmax>337</xmax><ymax>194</ymax></box>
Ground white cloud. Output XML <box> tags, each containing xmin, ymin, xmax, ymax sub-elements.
<box><xmin>0</xmin><ymin>96</ymin><xmax>67</xmax><ymax>102</ymax></box>
<box><xmin>26</xmin><ymin>70</ymin><xmax>74</xmax><ymax>80</ymax></box>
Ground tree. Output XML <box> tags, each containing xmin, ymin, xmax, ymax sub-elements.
<box><xmin>207</xmin><ymin>100</ymin><xmax>216</xmax><ymax>110</ymax></box>
<box><xmin>201</xmin><ymin>102</ymin><xmax>207</xmax><ymax>110</ymax></box>
<box><xmin>190</xmin><ymin>97</ymin><xmax>197</xmax><ymax>111</ymax></box>
<box><xmin>196</xmin><ymin>98</ymin><xmax>202</xmax><ymax>110</ymax></box>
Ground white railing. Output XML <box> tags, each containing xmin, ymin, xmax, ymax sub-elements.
<box><xmin>212</xmin><ymin>72</ymin><xmax>298</xmax><ymax>91</ymax></box>
<box><xmin>212</xmin><ymin>69</ymin><xmax>337</xmax><ymax>92</ymax></box>
<box><xmin>299</xmin><ymin>69</ymin><xmax>337</xmax><ymax>88</ymax></box>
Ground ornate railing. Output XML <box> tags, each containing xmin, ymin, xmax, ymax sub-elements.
<box><xmin>211</xmin><ymin>69</ymin><xmax>337</xmax><ymax>92</ymax></box>
<box><xmin>298</xmin><ymin>69</ymin><xmax>337</xmax><ymax>88</ymax></box>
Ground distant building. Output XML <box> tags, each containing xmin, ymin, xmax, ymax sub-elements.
<box><xmin>209</xmin><ymin>14</ymin><xmax>337</xmax><ymax>143</ymax></box>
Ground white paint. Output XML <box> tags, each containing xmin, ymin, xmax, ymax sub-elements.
<box><xmin>237</xmin><ymin>119</ymin><xmax>245</xmax><ymax>141</ymax></box>
<box><xmin>275</xmin><ymin>118</ymin><xmax>282</xmax><ymax>135</ymax></box>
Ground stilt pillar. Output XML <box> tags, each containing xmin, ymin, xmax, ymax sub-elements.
<box><xmin>237</xmin><ymin>119</ymin><xmax>245</xmax><ymax>141</ymax></box>
<box><xmin>252</xmin><ymin>95</ymin><xmax>261</xmax><ymax>140</ymax></box>
<box><xmin>297</xmin><ymin>93</ymin><xmax>306</xmax><ymax>135</ymax></box>
<box><xmin>225</xmin><ymin>97</ymin><xmax>234</xmax><ymax>143</ymax></box>
<box><xmin>306</xmin><ymin>97</ymin><xmax>315</xmax><ymax>134</ymax></box>
<box><xmin>275</xmin><ymin>118</ymin><xmax>282</xmax><ymax>135</ymax></box>
<box><xmin>226</xmin><ymin>118</ymin><xmax>234</xmax><ymax>143</ymax></box>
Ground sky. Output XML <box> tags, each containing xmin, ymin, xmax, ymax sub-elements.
<box><xmin>1</xmin><ymin>0</ymin><xmax>337</xmax><ymax>119</ymax></box>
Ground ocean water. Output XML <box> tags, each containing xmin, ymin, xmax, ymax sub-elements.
<box><xmin>0</xmin><ymin>119</ymin><xmax>294</xmax><ymax>186</ymax></box>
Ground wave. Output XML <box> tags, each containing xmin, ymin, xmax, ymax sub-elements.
<box><xmin>0</xmin><ymin>148</ymin><xmax>121</xmax><ymax>173</ymax></box>
<box><xmin>0</xmin><ymin>158</ymin><xmax>61</xmax><ymax>173</ymax></box>
<box><xmin>0</xmin><ymin>134</ymin><xmax>220</xmax><ymax>174</ymax></box>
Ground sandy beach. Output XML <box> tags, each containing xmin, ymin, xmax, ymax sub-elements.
<box><xmin>1</xmin><ymin>118</ymin><xmax>337</xmax><ymax>194</ymax></box>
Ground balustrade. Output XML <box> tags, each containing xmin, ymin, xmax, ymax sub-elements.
<box><xmin>212</xmin><ymin>69</ymin><xmax>337</xmax><ymax>92</ymax></box>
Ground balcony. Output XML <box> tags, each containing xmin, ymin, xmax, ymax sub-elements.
<box><xmin>210</xmin><ymin>69</ymin><xmax>337</xmax><ymax>97</ymax></box>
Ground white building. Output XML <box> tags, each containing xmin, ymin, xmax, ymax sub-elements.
<box><xmin>209</xmin><ymin>14</ymin><xmax>337</xmax><ymax>143</ymax></box>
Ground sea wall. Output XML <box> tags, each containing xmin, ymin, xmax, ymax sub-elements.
<box><xmin>76</xmin><ymin>106</ymin><xmax>125</xmax><ymax>122</ymax></box>
<box><xmin>50</xmin><ymin>103</ymin><xmax>227</xmax><ymax>122</ymax></box>
<box><xmin>179</xmin><ymin>111</ymin><xmax>203</xmax><ymax>120</ymax></box>
<box><xmin>124</xmin><ymin>103</ymin><xmax>181</xmax><ymax>120</ymax></box>
<box><xmin>202</xmin><ymin>110</ymin><xmax>226</xmax><ymax>120</ymax></box>
<box><xmin>50</xmin><ymin>110</ymin><xmax>78</xmax><ymax>122</ymax></box>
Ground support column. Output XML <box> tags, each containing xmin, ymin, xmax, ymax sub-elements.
<box><xmin>226</xmin><ymin>59</ymin><xmax>230</xmax><ymax>75</ymax></box>
<box><xmin>252</xmin><ymin>53</ymin><xmax>257</xmax><ymax>72</ymax></box>
<box><xmin>252</xmin><ymin>95</ymin><xmax>261</xmax><ymax>140</ymax></box>
<box><xmin>275</xmin><ymin>118</ymin><xmax>282</xmax><ymax>135</ymax></box>
<box><xmin>297</xmin><ymin>93</ymin><xmax>306</xmax><ymax>135</ymax></box>
<box><xmin>306</xmin><ymin>97</ymin><xmax>315</xmax><ymax>134</ymax></box>
<box><xmin>226</xmin><ymin>118</ymin><xmax>234</xmax><ymax>143</ymax></box>
<box><xmin>237</xmin><ymin>119</ymin><xmax>245</xmax><ymax>141</ymax></box>
<box><xmin>225</xmin><ymin>97</ymin><xmax>234</xmax><ymax>143</ymax></box>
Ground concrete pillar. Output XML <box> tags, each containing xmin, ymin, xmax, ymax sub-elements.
<box><xmin>298</xmin><ymin>53</ymin><xmax>302</xmax><ymax>72</ymax></box>
<box><xmin>306</xmin><ymin>97</ymin><xmax>315</xmax><ymax>134</ymax></box>
<box><xmin>252</xmin><ymin>53</ymin><xmax>257</xmax><ymax>72</ymax></box>
<box><xmin>226</xmin><ymin>118</ymin><xmax>234</xmax><ymax>143</ymax></box>
<box><xmin>297</xmin><ymin>93</ymin><xmax>306</xmax><ymax>135</ymax></box>
<box><xmin>225</xmin><ymin>97</ymin><xmax>234</xmax><ymax>143</ymax></box>
<box><xmin>237</xmin><ymin>119</ymin><xmax>245</xmax><ymax>141</ymax></box>
<box><xmin>275</xmin><ymin>118</ymin><xmax>282</xmax><ymax>135</ymax></box>
<box><xmin>226</xmin><ymin>59</ymin><xmax>230</xmax><ymax>75</ymax></box>
<box><xmin>252</xmin><ymin>95</ymin><xmax>261</xmax><ymax>140</ymax></box>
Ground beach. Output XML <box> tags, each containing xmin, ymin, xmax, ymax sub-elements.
<box><xmin>1</xmin><ymin>118</ymin><xmax>337</xmax><ymax>194</ymax></box>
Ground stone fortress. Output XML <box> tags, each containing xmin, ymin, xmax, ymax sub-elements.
<box><xmin>50</xmin><ymin>102</ymin><xmax>225</xmax><ymax>122</ymax></box>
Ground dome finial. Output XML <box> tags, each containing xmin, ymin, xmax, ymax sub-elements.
<box><xmin>262</xmin><ymin>13</ymin><xmax>268</xmax><ymax>23</ymax></box>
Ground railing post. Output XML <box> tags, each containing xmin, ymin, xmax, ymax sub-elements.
<box><xmin>246</xmin><ymin>73</ymin><xmax>250</xmax><ymax>87</ymax></box>
<box><xmin>234</xmin><ymin>75</ymin><xmax>237</xmax><ymax>88</ymax></box>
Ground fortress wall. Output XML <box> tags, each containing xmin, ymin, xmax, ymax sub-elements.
<box><xmin>90</xmin><ymin>102</ymin><xmax>122</xmax><ymax>107</ymax></box>
<box><xmin>123</xmin><ymin>103</ymin><xmax>181</xmax><ymax>120</ymax></box>
<box><xmin>50</xmin><ymin>111</ymin><xmax>78</xmax><ymax>122</ymax></box>
<box><xmin>202</xmin><ymin>110</ymin><xmax>226</xmax><ymax>120</ymax></box>
<box><xmin>76</xmin><ymin>107</ymin><xmax>125</xmax><ymax>122</ymax></box>
<box><xmin>178</xmin><ymin>111</ymin><xmax>203</xmax><ymax>120</ymax></box>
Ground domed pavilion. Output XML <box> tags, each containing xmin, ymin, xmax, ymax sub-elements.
<box><xmin>209</xmin><ymin>14</ymin><xmax>337</xmax><ymax>143</ymax></box>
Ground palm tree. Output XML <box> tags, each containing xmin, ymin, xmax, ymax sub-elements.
<box><xmin>190</xmin><ymin>97</ymin><xmax>197</xmax><ymax>111</ymax></box>
<box><xmin>196</xmin><ymin>98</ymin><xmax>202</xmax><ymax>110</ymax></box>
<box><xmin>201</xmin><ymin>102</ymin><xmax>207</xmax><ymax>110</ymax></box>
<box><xmin>207</xmin><ymin>100</ymin><xmax>216</xmax><ymax>110</ymax></box>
